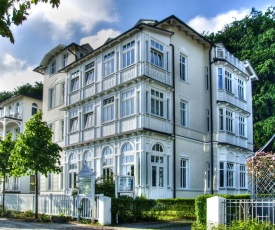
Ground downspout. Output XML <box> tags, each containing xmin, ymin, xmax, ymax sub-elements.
<box><xmin>170</xmin><ymin>44</ymin><xmax>176</xmax><ymax>198</ymax></box>
<box><xmin>67</xmin><ymin>46</ymin><xmax>78</xmax><ymax>61</ymax></box>
<box><xmin>209</xmin><ymin>45</ymin><xmax>214</xmax><ymax>194</ymax></box>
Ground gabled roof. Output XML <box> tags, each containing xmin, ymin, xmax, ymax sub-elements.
<box><xmin>78</xmin><ymin>163</ymin><xmax>95</xmax><ymax>178</ymax></box>
<box><xmin>0</xmin><ymin>94</ymin><xmax>42</xmax><ymax>107</ymax></box>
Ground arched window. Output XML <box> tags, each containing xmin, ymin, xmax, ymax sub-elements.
<box><xmin>152</xmin><ymin>143</ymin><xmax>163</xmax><ymax>152</ymax></box>
<box><xmin>102</xmin><ymin>146</ymin><xmax>113</xmax><ymax>179</ymax></box>
<box><xmin>32</xmin><ymin>103</ymin><xmax>38</xmax><ymax>115</ymax></box>
<box><xmin>121</xmin><ymin>142</ymin><xmax>134</xmax><ymax>176</ymax></box>
<box><xmin>83</xmin><ymin>150</ymin><xmax>92</xmax><ymax>169</ymax></box>
<box><xmin>69</xmin><ymin>153</ymin><xmax>78</xmax><ymax>189</ymax></box>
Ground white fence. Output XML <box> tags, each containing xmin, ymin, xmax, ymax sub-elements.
<box><xmin>0</xmin><ymin>193</ymin><xmax>104</xmax><ymax>220</ymax></box>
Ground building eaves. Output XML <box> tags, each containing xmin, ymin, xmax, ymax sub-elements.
<box><xmin>0</xmin><ymin>94</ymin><xmax>42</xmax><ymax>107</ymax></box>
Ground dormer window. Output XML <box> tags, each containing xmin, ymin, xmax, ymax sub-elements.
<box><xmin>63</xmin><ymin>53</ymin><xmax>68</xmax><ymax>67</ymax></box>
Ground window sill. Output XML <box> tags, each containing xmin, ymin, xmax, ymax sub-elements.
<box><xmin>69</xmin><ymin>131</ymin><xmax>79</xmax><ymax>134</ymax></box>
<box><xmin>179</xmin><ymin>78</ymin><xmax>189</xmax><ymax>84</ymax></box>
<box><xmin>147</xmin><ymin>113</ymin><xmax>166</xmax><ymax>121</ymax></box>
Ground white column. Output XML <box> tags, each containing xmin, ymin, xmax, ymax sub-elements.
<box><xmin>207</xmin><ymin>196</ymin><xmax>226</xmax><ymax>229</ymax></box>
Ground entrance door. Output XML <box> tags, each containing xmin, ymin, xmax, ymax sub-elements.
<box><xmin>150</xmin><ymin>155</ymin><xmax>165</xmax><ymax>198</ymax></box>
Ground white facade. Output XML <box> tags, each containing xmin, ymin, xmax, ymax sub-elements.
<box><xmin>37</xmin><ymin>16</ymin><xmax>258</xmax><ymax>199</ymax></box>
<box><xmin>0</xmin><ymin>95</ymin><xmax>42</xmax><ymax>193</ymax></box>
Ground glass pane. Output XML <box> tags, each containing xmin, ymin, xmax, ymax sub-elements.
<box><xmin>159</xmin><ymin>167</ymin><xmax>164</xmax><ymax>187</ymax></box>
<box><xmin>152</xmin><ymin>166</ymin><xmax>156</xmax><ymax>187</ymax></box>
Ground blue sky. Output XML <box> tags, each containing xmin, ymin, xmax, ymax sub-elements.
<box><xmin>0</xmin><ymin>0</ymin><xmax>273</xmax><ymax>91</ymax></box>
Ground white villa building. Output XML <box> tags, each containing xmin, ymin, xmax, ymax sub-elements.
<box><xmin>0</xmin><ymin>94</ymin><xmax>42</xmax><ymax>193</ymax></box>
<box><xmin>34</xmin><ymin>15</ymin><xmax>258</xmax><ymax>199</ymax></box>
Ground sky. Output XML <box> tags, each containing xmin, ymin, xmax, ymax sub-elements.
<box><xmin>0</xmin><ymin>0</ymin><xmax>273</xmax><ymax>92</ymax></box>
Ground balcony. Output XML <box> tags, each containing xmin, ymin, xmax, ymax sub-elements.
<box><xmin>0</xmin><ymin>109</ymin><xmax>22</xmax><ymax>120</ymax></box>
<box><xmin>2</xmin><ymin>183</ymin><xmax>20</xmax><ymax>192</ymax></box>
<box><xmin>215</xmin><ymin>47</ymin><xmax>245</xmax><ymax>72</ymax></box>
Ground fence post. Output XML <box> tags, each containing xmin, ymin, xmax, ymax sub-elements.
<box><xmin>98</xmin><ymin>196</ymin><xmax>111</xmax><ymax>225</ymax></box>
<box><xmin>207</xmin><ymin>196</ymin><xmax>226</xmax><ymax>229</ymax></box>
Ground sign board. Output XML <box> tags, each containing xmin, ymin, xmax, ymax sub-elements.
<box><xmin>115</xmin><ymin>176</ymin><xmax>135</xmax><ymax>197</ymax></box>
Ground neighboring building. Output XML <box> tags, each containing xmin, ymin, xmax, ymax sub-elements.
<box><xmin>0</xmin><ymin>94</ymin><xmax>42</xmax><ymax>193</ymax></box>
<box><xmin>35</xmin><ymin>15</ymin><xmax>258</xmax><ymax>199</ymax></box>
<box><xmin>34</xmin><ymin>43</ymin><xmax>93</xmax><ymax>194</ymax></box>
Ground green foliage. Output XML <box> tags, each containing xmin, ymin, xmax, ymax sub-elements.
<box><xmin>0</xmin><ymin>134</ymin><xmax>15</xmax><ymax>177</ymax></box>
<box><xmin>195</xmin><ymin>194</ymin><xmax>251</xmax><ymax>225</ymax></box>
<box><xmin>204</xmin><ymin>6</ymin><xmax>275</xmax><ymax>151</ymax></box>
<box><xmin>10</xmin><ymin>110</ymin><xmax>62</xmax><ymax>176</ymax></box>
<box><xmin>0</xmin><ymin>82</ymin><xmax>43</xmax><ymax>104</ymax></box>
<box><xmin>111</xmin><ymin>197</ymin><xmax>196</xmax><ymax>224</ymax></box>
<box><xmin>192</xmin><ymin>218</ymin><xmax>274</xmax><ymax>230</ymax></box>
<box><xmin>0</xmin><ymin>0</ymin><xmax>60</xmax><ymax>43</ymax></box>
<box><xmin>95</xmin><ymin>176</ymin><xmax>115</xmax><ymax>197</ymax></box>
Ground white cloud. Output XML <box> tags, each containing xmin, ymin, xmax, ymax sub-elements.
<box><xmin>80</xmin><ymin>29</ymin><xmax>121</xmax><ymax>49</ymax></box>
<box><xmin>0</xmin><ymin>54</ymin><xmax>43</xmax><ymax>92</ymax></box>
<box><xmin>27</xmin><ymin>0</ymin><xmax>119</xmax><ymax>41</ymax></box>
<box><xmin>188</xmin><ymin>9</ymin><xmax>250</xmax><ymax>34</ymax></box>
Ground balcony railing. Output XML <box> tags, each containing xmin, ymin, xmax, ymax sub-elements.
<box><xmin>215</xmin><ymin>47</ymin><xmax>245</xmax><ymax>72</ymax></box>
<box><xmin>0</xmin><ymin>110</ymin><xmax>22</xmax><ymax>119</ymax></box>
<box><xmin>4</xmin><ymin>183</ymin><xmax>19</xmax><ymax>192</ymax></box>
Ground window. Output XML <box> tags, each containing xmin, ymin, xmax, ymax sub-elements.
<box><xmin>218</xmin><ymin>67</ymin><xmax>223</xmax><ymax>89</ymax></box>
<box><xmin>69</xmin><ymin>153</ymin><xmax>77</xmax><ymax>189</ymax></box>
<box><xmin>85</xmin><ymin>62</ymin><xmax>95</xmax><ymax>85</ymax></box>
<box><xmin>226</xmin><ymin>110</ymin><xmax>233</xmax><ymax>132</ymax></box>
<box><xmin>59</xmin><ymin>167</ymin><xmax>64</xmax><ymax>190</ymax></box>
<box><xmin>151</xmin><ymin>40</ymin><xmax>163</xmax><ymax>68</ymax></box>
<box><xmin>103</xmin><ymin>97</ymin><xmax>114</xmax><ymax>122</ymax></box>
<box><xmin>70</xmin><ymin>110</ymin><xmax>78</xmax><ymax>132</ymax></box>
<box><xmin>206</xmin><ymin>109</ymin><xmax>210</xmax><ymax>132</ymax></box>
<box><xmin>48</xmin><ymin>123</ymin><xmax>54</xmax><ymax>141</ymax></box>
<box><xmin>219</xmin><ymin>109</ymin><xmax>224</xmax><ymax>130</ymax></box>
<box><xmin>152</xmin><ymin>143</ymin><xmax>163</xmax><ymax>152</ymax></box>
<box><xmin>219</xmin><ymin>162</ymin><xmax>234</xmax><ymax>188</ymax></box>
<box><xmin>60</xmin><ymin>120</ymin><xmax>64</xmax><ymax>140</ymax></box>
<box><xmin>83</xmin><ymin>150</ymin><xmax>93</xmax><ymax>169</ymax></box>
<box><xmin>104</xmin><ymin>51</ymin><xmax>115</xmax><ymax>76</ymax></box>
<box><xmin>71</xmin><ymin>71</ymin><xmax>79</xmax><ymax>92</ymax></box>
<box><xmin>61</xmin><ymin>83</ymin><xmax>65</xmax><ymax>104</ymax></box>
<box><xmin>151</xmin><ymin>89</ymin><xmax>164</xmax><ymax>117</ymax></box>
<box><xmin>180</xmin><ymin>54</ymin><xmax>187</xmax><ymax>81</ymax></box>
<box><xmin>240</xmin><ymin>164</ymin><xmax>246</xmax><ymax>188</ymax></box>
<box><xmin>121</xmin><ymin>143</ymin><xmax>134</xmax><ymax>176</ymax></box>
<box><xmin>206</xmin><ymin>162</ymin><xmax>211</xmax><ymax>189</ymax></box>
<box><xmin>84</xmin><ymin>104</ymin><xmax>93</xmax><ymax>128</ymax></box>
<box><xmin>121</xmin><ymin>89</ymin><xmax>135</xmax><ymax>117</ymax></box>
<box><xmin>51</xmin><ymin>60</ymin><xmax>56</xmax><ymax>74</ymax></box>
<box><xmin>31</xmin><ymin>103</ymin><xmax>38</xmax><ymax>115</ymax></box>
<box><xmin>63</xmin><ymin>53</ymin><xmax>68</xmax><ymax>67</ymax></box>
<box><xmin>238</xmin><ymin>78</ymin><xmax>244</xmax><ymax>100</ymax></box>
<box><xmin>102</xmin><ymin>146</ymin><xmax>113</xmax><ymax>179</ymax></box>
<box><xmin>239</xmin><ymin>116</ymin><xmax>245</xmax><ymax>137</ymax></box>
<box><xmin>180</xmin><ymin>101</ymin><xmax>187</xmax><ymax>126</ymax></box>
<box><xmin>122</xmin><ymin>41</ymin><xmax>135</xmax><ymax>68</ymax></box>
<box><xmin>180</xmin><ymin>159</ymin><xmax>189</xmax><ymax>188</ymax></box>
<box><xmin>47</xmin><ymin>172</ymin><xmax>53</xmax><ymax>190</ymax></box>
<box><xmin>30</xmin><ymin>175</ymin><xmax>35</xmax><ymax>192</ymax></box>
<box><xmin>205</xmin><ymin>66</ymin><xmax>209</xmax><ymax>90</ymax></box>
<box><xmin>49</xmin><ymin>88</ymin><xmax>55</xmax><ymax>109</ymax></box>
<box><xmin>225</xmin><ymin>70</ymin><xmax>232</xmax><ymax>93</ymax></box>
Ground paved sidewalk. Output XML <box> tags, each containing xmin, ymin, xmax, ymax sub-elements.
<box><xmin>0</xmin><ymin>218</ymin><xmax>192</xmax><ymax>230</ymax></box>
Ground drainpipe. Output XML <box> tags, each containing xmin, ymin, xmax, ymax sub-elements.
<box><xmin>170</xmin><ymin>44</ymin><xmax>176</xmax><ymax>198</ymax></box>
<box><xmin>209</xmin><ymin>45</ymin><xmax>214</xmax><ymax>194</ymax></box>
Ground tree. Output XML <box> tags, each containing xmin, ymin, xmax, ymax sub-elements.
<box><xmin>0</xmin><ymin>81</ymin><xmax>43</xmax><ymax>104</ymax></box>
<box><xmin>0</xmin><ymin>0</ymin><xmax>60</xmax><ymax>43</ymax></box>
<box><xmin>10</xmin><ymin>110</ymin><xmax>62</xmax><ymax>218</ymax></box>
<box><xmin>0</xmin><ymin>134</ymin><xmax>16</xmax><ymax>214</ymax></box>
<box><xmin>205</xmin><ymin>6</ymin><xmax>275</xmax><ymax>151</ymax></box>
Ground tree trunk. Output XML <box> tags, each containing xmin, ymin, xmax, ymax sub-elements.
<box><xmin>35</xmin><ymin>171</ymin><xmax>38</xmax><ymax>219</ymax></box>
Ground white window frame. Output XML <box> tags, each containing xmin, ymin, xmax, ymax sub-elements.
<box><xmin>85</xmin><ymin>62</ymin><xmax>95</xmax><ymax>85</ymax></box>
<box><xmin>240</xmin><ymin>164</ymin><xmax>246</xmax><ymax>188</ymax></box>
<box><xmin>49</xmin><ymin>87</ymin><xmax>55</xmax><ymax>109</ymax></box>
<box><xmin>151</xmin><ymin>89</ymin><xmax>164</xmax><ymax>117</ymax></box>
<box><xmin>218</xmin><ymin>67</ymin><xmax>223</xmax><ymax>89</ymax></box>
<box><xmin>121</xmin><ymin>89</ymin><xmax>135</xmax><ymax>117</ymax></box>
<box><xmin>219</xmin><ymin>162</ymin><xmax>234</xmax><ymax>188</ymax></box>
<box><xmin>102</xmin><ymin>146</ymin><xmax>113</xmax><ymax>179</ymax></box>
<box><xmin>103</xmin><ymin>51</ymin><xmax>115</xmax><ymax>76</ymax></box>
<box><xmin>68</xmin><ymin>153</ymin><xmax>78</xmax><ymax>189</ymax></box>
<box><xmin>180</xmin><ymin>158</ymin><xmax>189</xmax><ymax>189</ymax></box>
<box><xmin>239</xmin><ymin>115</ymin><xmax>246</xmax><ymax>137</ymax></box>
<box><xmin>225</xmin><ymin>70</ymin><xmax>233</xmax><ymax>93</ymax></box>
<box><xmin>83</xmin><ymin>104</ymin><xmax>93</xmax><ymax>129</ymax></box>
<box><xmin>121</xmin><ymin>143</ymin><xmax>134</xmax><ymax>176</ymax></box>
<box><xmin>103</xmin><ymin>97</ymin><xmax>114</xmax><ymax>123</ymax></box>
<box><xmin>70</xmin><ymin>110</ymin><xmax>78</xmax><ymax>133</ymax></box>
<box><xmin>180</xmin><ymin>101</ymin><xmax>188</xmax><ymax>127</ymax></box>
<box><xmin>180</xmin><ymin>54</ymin><xmax>188</xmax><ymax>81</ymax></box>
<box><xmin>226</xmin><ymin>110</ymin><xmax>233</xmax><ymax>133</ymax></box>
<box><xmin>150</xmin><ymin>40</ymin><xmax>164</xmax><ymax>68</ymax></box>
<box><xmin>63</xmin><ymin>53</ymin><xmax>68</xmax><ymax>67</ymax></box>
<box><xmin>122</xmin><ymin>41</ymin><xmax>135</xmax><ymax>68</ymax></box>
<box><xmin>205</xmin><ymin>66</ymin><xmax>209</xmax><ymax>90</ymax></box>
<box><xmin>71</xmin><ymin>71</ymin><xmax>80</xmax><ymax>92</ymax></box>
<box><xmin>51</xmin><ymin>59</ymin><xmax>56</xmax><ymax>75</ymax></box>
<box><xmin>238</xmin><ymin>78</ymin><xmax>245</xmax><ymax>100</ymax></box>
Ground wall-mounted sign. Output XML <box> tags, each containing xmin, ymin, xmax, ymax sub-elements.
<box><xmin>115</xmin><ymin>176</ymin><xmax>134</xmax><ymax>194</ymax></box>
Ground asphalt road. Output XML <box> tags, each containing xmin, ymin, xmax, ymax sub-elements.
<box><xmin>0</xmin><ymin>218</ymin><xmax>192</xmax><ymax>230</ymax></box>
